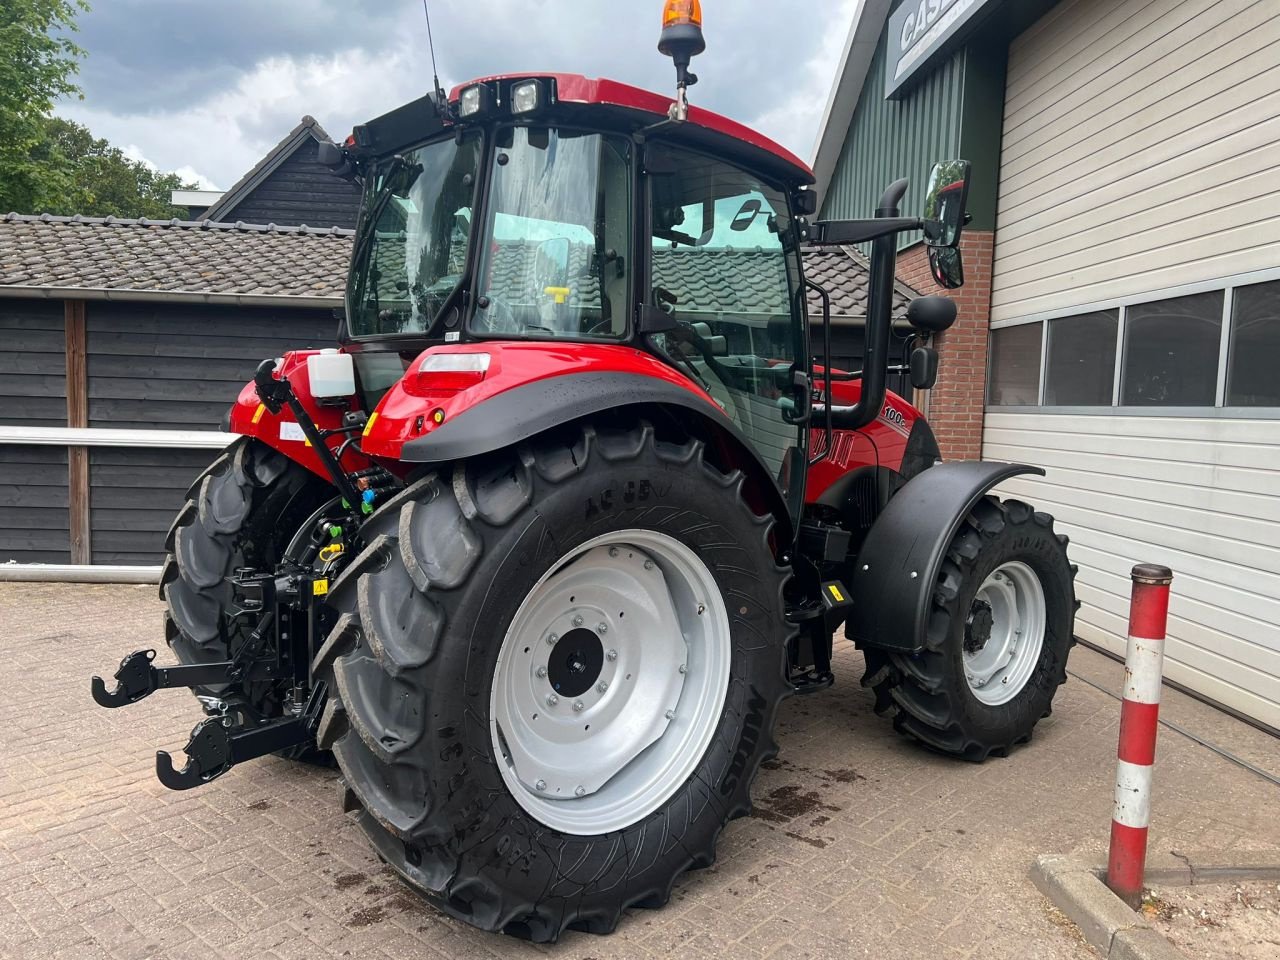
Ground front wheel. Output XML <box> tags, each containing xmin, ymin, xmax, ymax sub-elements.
<box><xmin>314</xmin><ymin>421</ymin><xmax>792</xmax><ymax>940</ymax></box>
<box><xmin>862</xmin><ymin>496</ymin><xmax>1077</xmax><ymax>760</ymax></box>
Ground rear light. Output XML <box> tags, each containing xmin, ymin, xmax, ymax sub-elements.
<box><xmin>415</xmin><ymin>352</ymin><xmax>491</xmax><ymax>392</ymax></box>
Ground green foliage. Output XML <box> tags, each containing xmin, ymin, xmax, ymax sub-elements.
<box><xmin>0</xmin><ymin>0</ymin><xmax>88</xmax><ymax>213</ymax></box>
<box><xmin>37</xmin><ymin>118</ymin><xmax>198</xmax><ymax>219</ymax></box>
<box><xmin>0</xmin><ymin>1</ymin><xmax>197</xmax><ymax>218</ymax></box>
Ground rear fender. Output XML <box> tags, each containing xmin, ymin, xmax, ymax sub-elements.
<box><xmin>845</xmin><ymin>461</ymin><xmax>1045</xmax><ymax>654</ymax></box>
<box><xmin>361</xmin><ymin>342</ymin><xmax>793</xmax><ymax>543</ymax></box>
<box><xmin>227</xmin><ymin>350</ymin><xmax>374</xmax><ymax>483</ymax></box>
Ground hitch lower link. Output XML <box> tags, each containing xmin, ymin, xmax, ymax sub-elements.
<box><xmin>90</xmin><ymin>569</ymin><xmax>329</xmax><ymax>790</ymax></box>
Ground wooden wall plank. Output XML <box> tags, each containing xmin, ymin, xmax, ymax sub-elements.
<box><xmin>65</xmin><ymin>300</ymin><xmax>90</xmax><ymax>563</ymax></box>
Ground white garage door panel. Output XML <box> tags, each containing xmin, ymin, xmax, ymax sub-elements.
<box><xmin>992</xmin><ymin>0</ymin><xmax>1280</xmax><ymax>320</ymax></box>
<box><xmin>1075</xmin><ymin>620</ymin><xmax>1280</xmax><ymax>732</ymax></box>
<box><xmin>1004</xmin><ymin>0</ymin><xmax>1182</xmax><ymax>112</ymax></box>
<box><xmin>998</xmin><ymin>100</ymin><xmax>1280</xmax><ymax>248</ymax></box>
<box><xmin>1002</xmin><ymin>0</ymin><xmax>1255</xmax><ymax>170</ymax></box>
<box><xmin>984</xmin><ymin>413</ymin><xmax>1280</xmax><ymax>727</ymax></box>
<box><xmin>982</xmin><ymin>444</ymin><xmax>1277</xmax><ymax>499</ymax></box>
<box><xmin>996</xmin><ymin>161</ymin><xmax>1280</xmax><ymax>283</ymax></box>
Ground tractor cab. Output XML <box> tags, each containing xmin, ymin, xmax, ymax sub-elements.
<box><xmin>333</xmin><ymin>70</ymin><xmax>820</xmax><ymax>518</ymax></box>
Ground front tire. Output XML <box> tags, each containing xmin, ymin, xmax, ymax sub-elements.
<box><xmin>862</xmin><ymin>496</ymin><xmax>1077</xmax><ymax>760</ymax></box>
<box><xmin>314</xmin><ymin>421</ymin><xmax>792</xmax><ymax>940</ymax></box>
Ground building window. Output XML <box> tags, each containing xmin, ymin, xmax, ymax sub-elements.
<box><xmin>988</xmin><ymin>322</ymin><xmax>1042</xmax><ymax>406</ymax></box>
<box><xmin>1227</xmin><ymin>280</ymin><xmax>1280</xmax><ymax>407</ymax></box>
<box><xmin>1121</xmin><ymin>291</ymin><xmax>1223</xmax><ymax>406</ymax></box>
<box><xmin>1045</xmin><ymin>310</ymin><xmax>1117</xmax><ymax>406</ymax></box>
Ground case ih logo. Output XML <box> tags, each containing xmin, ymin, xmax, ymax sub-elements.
<box><xmin>885</xmin><ymin>0</ymin><xmax>997</xmax><ymax>98</ymax></box>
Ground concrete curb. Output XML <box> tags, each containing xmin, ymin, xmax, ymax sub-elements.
<box><xmin>1031</xmin><ymin>851</ymin><xmax>1280</xmax><ymax>960</ymax></box>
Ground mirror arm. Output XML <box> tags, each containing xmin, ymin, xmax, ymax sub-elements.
<box><xmin>819</xmin><ymin>178</ymin><xmax>909</xmax><ymax>431</ymax></box>
<box><xmin>805</xmin><ymin>216</ymin><xmax>922</xmax><ymax>246</ymax></box>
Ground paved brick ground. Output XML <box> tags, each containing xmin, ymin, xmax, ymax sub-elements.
<box><xmin>2</xmin><ymin>582</ymin><xmax>1277</xmax><ymax>960</ymax></box>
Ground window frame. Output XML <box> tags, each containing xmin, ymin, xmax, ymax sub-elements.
<box><xmin>985</xmin><ymin>265</ymin><xmax>1280</xmax><ymax>418</ymax></box>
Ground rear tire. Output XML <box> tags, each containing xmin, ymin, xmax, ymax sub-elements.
<box><xmin>860</xmin><ymin>496</ymin><xmax>1077</xmax><ymax>760</ymax></box>
<box><xmin>314</xmin><ymin>421</ymin><xmax>792</xmax><ymax>941</ymax></box>
<box><xmin>160</xmin><ymin>437</ymin><xmax>334</xmax><ymax>751</ymax></box>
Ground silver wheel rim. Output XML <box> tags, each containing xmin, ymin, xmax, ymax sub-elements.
<box><xmin>490</xmin><ymin>529</ymin><xmax>731</xmax><ymax>836</ymax></box>
<box><xmin>963</xmin><ymin>560</ymin><xmax>1046</xmax><ymax>706</ymax></box>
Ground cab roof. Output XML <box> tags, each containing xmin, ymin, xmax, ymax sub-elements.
<box><xmin>360</xmin><ymin>73</ymin><xmax>803</xmax><ymax>189</ymax></box>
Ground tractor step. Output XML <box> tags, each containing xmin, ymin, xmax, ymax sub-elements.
<box><xmin>156</xmin><ymin>681</ymin><xmax>328</xmax><ymax>790</ymax></box>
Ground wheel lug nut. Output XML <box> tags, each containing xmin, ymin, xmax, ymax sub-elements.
<box><xmin>597</xmin><ymin>681</ymin><xmax>608</xmax><ymax>694</ymax></box>
<box><xmin>573</xmin><ymin>700</ymin><xmax>584</xmax><ymax>712</ymax></box>
<box><xmin>547</xmin><ymin>633</ymin><xmax>558</xmax><ymax>646</ymax></box>
<box><xmin>536</xmin><ymin>666</ymin><xmax>548</xmax><ymax>678</ymax></box>
<box><xmin>644</xmin><ymin>560</ymin><xmax>654</xmax><ymax>570</ymax></box>
<box><xmin>678</xmin><ymin>664</ymin><xmax>686</xmax><ymax>674</ymax></box>
<box><xmin>665</xmin><ymin>709</ymin><xmax>676</xmax><ymax>720</ymax></box>
<box><xmin>572</xmin><ymin>614</ymin><xmax>584</xmax><ymax>627</ymax></box>
<box><xmin>597</xmin><ymin>622</ymin><xmax>608</xmax><ymax>634</ymax></box>
<box><xmin>609</xmin><ymin>547</ymin><xmax>619</xmax><ymax>558</ymax></box>
<box><xmin>606</xmin><ymin>649</ymin><xmax>617</xmax><ymax>661</ymax></box>
<box><xmin>574</xmin><ymin>786</ymin><xmax>586</xmax><ymax>797</ymax></box>
<box><xmin>546</xmin><ymin>694</ymin><xmax>559</xmax><ymax>707</ymax></box>
<box><xmin>535</xmin><ymin>779</ymin><xmax>547</xmax><ymax>791</ymax></box>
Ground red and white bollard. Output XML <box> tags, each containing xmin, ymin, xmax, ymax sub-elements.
<box><xmin>1106</xmin><ymin>563</ymin><xmax>1174</xmax><ymax>908</ymax></box>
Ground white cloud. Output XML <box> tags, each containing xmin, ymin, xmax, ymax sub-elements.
<box><xmin>57</xmin><ymin>1</ymin><xmax>856</xmax><ymax>188</ymax></box>
<box><xmin>747</xmin><ymin>0</ymin><xmax>859</xmax><ymax>164</ymax></box>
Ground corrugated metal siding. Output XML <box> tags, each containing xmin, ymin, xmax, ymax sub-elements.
<box><xmin>86</xmin><ymin>302</ymin><xmax>335</xmax><ymax>430</ymax></box>
<box><xmin>991</xmin><ymin>0</ymin><xmax>1280</xmax><ymax>320</ymax></box>
<box><xmin>89</xmin><ymin>447</ymin><xmax>218</xmax><ymax>565</ymax></box>
<box><xmin>822</xmin><ymin>29</ymin><xmax>965</xmax><ymax>246</ymax></box>
<box><xmin>226</xmin><ymin>139</ymin><xmax>361</xmax><ymax>229</ymax></box>
<box><xmin>0</xmin><ymin>299</ymin><xmax>66</xmax><ymax>427</ymax></box>
<box><xmin>984</xmin><ymin>412</ymin><xmax>1280</xmax><ymax>730</ymax></box>
<box><xmin>0</xmin><ymin>445</ymin><xmax>69</xmax><ymax>562</ymax></box>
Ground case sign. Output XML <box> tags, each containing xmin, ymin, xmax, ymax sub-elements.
<box><xmin>885</xmin><ymin>0</ymin><xmax>999</xmax><ymax>98</ymax></box>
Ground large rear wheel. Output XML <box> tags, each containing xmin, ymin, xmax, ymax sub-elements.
<box><xmin>314</xmin><ymin>421</ymin><xmax>792</xmax><ymax>940</ymax></box>
<box><xmin>861</xmin><ymin>496</ymin><xmax>1077</xmax><ymax>760</ymax></box>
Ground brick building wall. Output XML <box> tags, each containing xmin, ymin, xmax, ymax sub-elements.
<box><xmin>896</xmin><ymin>231</ymin><xmax>994</xmax><ymax>461</ymax></box>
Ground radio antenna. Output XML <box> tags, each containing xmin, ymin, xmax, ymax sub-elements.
<box><xmin>422</xmin><ymin>0</ymin><xmax>447</xmax><ymax>112</ymax></box>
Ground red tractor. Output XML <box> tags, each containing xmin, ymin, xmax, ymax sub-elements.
<box><xmin>93</xmin><ymin>3</ymin><xmax>1075</xmax><ymax>941</ymax></box>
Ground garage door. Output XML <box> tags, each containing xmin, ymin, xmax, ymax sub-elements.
<box><xmin>984</xmin><ymin>0</ymin><xmax>1280</xmax><ymax>730</ymax></box>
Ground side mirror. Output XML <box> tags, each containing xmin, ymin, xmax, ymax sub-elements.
<box><xmin>792</xmin><ymin>188</ymin><xmax>818</xmax><ymax>217</ymax></box>
<box><xmin>921</xmin><ymin>159</ymin><xmax>972</xmax><ymax>248</ymax></box>
<box><xmin>910</xmin><ymin>346</ymin><xmax>939</xmax><ymax>390</ymax></box>
<box><xmin>906</xmin><ymin>295</ymin><xmax>957</xmax><ymax>333</ymax></box>
<box><xmin>317</xmin><ymin>139</ymin><xmax>356</xmax><ymax>182</ymax></box>
<box><xmin>730</xmin><ymin>198</ymin><xmax>763</xmax><ymax>232</ymax></box>
<box><xmin>929</xmin><ymin>245</ymin><xmax>965</xmax><ymax>290</ymax></box>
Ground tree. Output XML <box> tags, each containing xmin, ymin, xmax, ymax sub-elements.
<box><xmin>0</xmin><ymin>0</ymin><xmax>88</xmax><ymax>213</ymax></box>
<box><xmin>38</xmin><ymin>118</ymin><xmax>198</xmax><ymax>219</ymax></box>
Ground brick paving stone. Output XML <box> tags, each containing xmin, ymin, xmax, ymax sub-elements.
<box><xmin>2</xmin><ymin>582</ymin><xmax>1278</xmax><ymax>960</ymax></box>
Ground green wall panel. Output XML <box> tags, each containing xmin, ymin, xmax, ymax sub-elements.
<box><xmin>822</xmin><ymin>30</ymin><xmax>965</xmax><ymax>248</ymax></box>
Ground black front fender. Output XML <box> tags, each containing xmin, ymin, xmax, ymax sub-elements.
<box><xmin>845</xmin><ymin>460</ymin><xmax>1045</xmax><ymax>654</ymax></box>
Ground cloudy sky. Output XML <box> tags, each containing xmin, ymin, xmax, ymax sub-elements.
<box><xmin>55</xmin><ymin>0</ymin><xmax>856</xmax><ymax>190</ymax></box>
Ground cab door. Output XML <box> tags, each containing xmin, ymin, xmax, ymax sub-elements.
<box><xmin>644</xmin><ymin>145</ymin><xmax>809</xmax><ymax>518</ymax></box>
